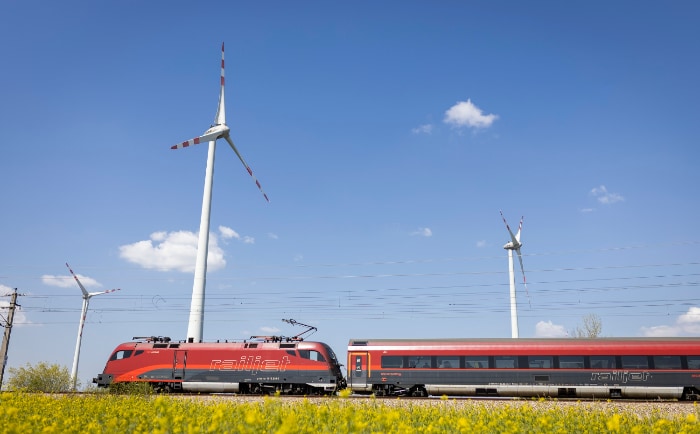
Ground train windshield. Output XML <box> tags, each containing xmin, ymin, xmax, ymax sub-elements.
<box><xmin>109</xmin><ymin>350</ymin><xmax>133</xmax><ymax>361</ymax></box>
<box><xmin>322</xmin><ymin>344</ymin><xmax>339</xmax><ymax>364</ymax></box>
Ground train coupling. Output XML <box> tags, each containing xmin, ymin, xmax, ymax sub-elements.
<box><xmin>94</xmin><ymin>373</ymin><xmax>113</xmax><ymax>388</ymax></box>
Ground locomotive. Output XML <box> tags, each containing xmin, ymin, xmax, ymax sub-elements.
<box><xmin>347</xmin><ymin>337</ymin><xmax>700</xmax><ymax>400</ymax></box>
<box><xmin>94</xmin><ymin>322</ymin><xmax>345</xmax><ymax>394</ymax></box>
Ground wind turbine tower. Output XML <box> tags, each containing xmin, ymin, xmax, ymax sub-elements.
<box><xmin>499</xmin><ymin>211</ymin><xmax>529</xmax><ymax>339</ymax></box>
<box><xmin>66</xmin><ymin>263</ymin><xmax>120</xmax><ymax>390</ymax></box>
<box><xmin>171</xmin><ymin>43</ymin><xmax>269</xmax><ymax>343</ymax></box>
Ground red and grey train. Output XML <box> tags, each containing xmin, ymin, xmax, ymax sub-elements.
<box><xmin>95</xmin><ymin>335</ymin><xmax>700</xmax><ymax>399</ymax></box>
<box><xmin>94</xmin><ymin>335</ymin><xmax>345</xmax><ymax>394</ymax></box>
<box><xmin>347</xmin><ymin>337</ymin><xmax>700</xmax><ymax>400</ymax></box>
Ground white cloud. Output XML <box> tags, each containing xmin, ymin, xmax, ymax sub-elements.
<box><xmin>476</xmin><ymin>240</ymin><xmax>487</xmax><ymax>248</ymax></box>
<box><xmin>151</xmin><ymin>231</ymin><xmax>167</xmax><ymax>242</ymax></box>
<box><xmin>42</xmin><ymin>273</ymin><xmax>101</xmax><ymax>288</ymax></box>
<box><xmin>219</xmin><ymin>225</ymin><xmax>255</xmax><ymax>244</ymax></box>
<box><xmin>260</xmin><ymin>326</ymin><xmax>281</xmax><ymax>334</ymax></box>
<box><xmin>444</xmin><ymin>99</ymin><xmax>498</xmax><ymax>129</ymax></box>
<box><xmin>590</xmin><ymin>185</ymin><xmax>624</xmax><ymax>205</ymax></box>
<box><xmin>580</xmin><ymin>208</ymin><xmax>595</xmax><ymax>213</ymax></box>
<box><xmin>677</xmin><ymin>307</ymin><xmax>700</xmax><ymax>333</ymax></box>
<box><xmin>219</xmin><ymin>226</ymin><xmax>239</xmax><ymax>240</ymax></box>
<box><xmin>641</xmin><ymin>307</ymin><xmax>700</xmax><ymax>337</ymax></box>
<box><xmin>267</xmin><ymin>232</ymin><xmax>279</xmax><ymax>240</ymax></box>
<box><xmin>411</xmin><ymin>124</ymin><xmax>433</xmax><ymax>134</ymax></box>
<box><xmin>640</xmin><ymin>325</ymin><xmax>679</xmax><ymax>337</ymax></box>
<box><xmin>411</xmin><ymin>227</ymin><xmax>433</xmax><ymax>237</ymax></box>
<box><xmin>119</xmin><ymin>230</ymin><xmax>225</xmax><ymax>273</ymax></box>
<box><xmin>534</xmin><ymin>320</ymin><xmax>568</xmax><ymax>338</ymax></box>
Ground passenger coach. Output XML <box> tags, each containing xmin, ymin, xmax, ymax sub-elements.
<box><xmin>347</xmin><ymin>338</ymin><xmax>700</xmax><ymax>399</ymax></box>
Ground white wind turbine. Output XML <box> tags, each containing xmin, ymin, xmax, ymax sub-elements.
<box><xmin>171</xmin><ymin>42</ymin><xmax>269</xmax><ymax>344</ymax></box>
<box><xmin>499</xmin><ymin>211</ymin><xmax>529</xmax><ymax>339</ymax></box>
<box><xmin>66</xmin><ymin>262</ymin><xmax>120</xmax><ymax>390</ymax></box>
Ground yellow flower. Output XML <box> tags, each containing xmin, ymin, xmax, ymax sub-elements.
<box><xmin>606</xmin><ymin>414</ymin><xmax>621</xmax><ymax>432</ymax></box>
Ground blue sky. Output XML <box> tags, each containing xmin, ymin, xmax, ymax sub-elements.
<box><xmin>1</xmin><ymin>1</ymin><xmax>699</xmax><ymax>388</ymax></box>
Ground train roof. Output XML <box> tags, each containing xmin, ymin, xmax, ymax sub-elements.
<box><xmin>349</xmin><ymin>337</ymin><xmax>700</xmax><ymax>344</ymax></box>
<box><xmin>116</xmin><ymin>337</ymin><xmax>328</xmax><ymax>350</ymax></box>
<box><xmin>348</xmin><ymin>337</ymin><xmax>700</xmax><ymax>355</ymax></box>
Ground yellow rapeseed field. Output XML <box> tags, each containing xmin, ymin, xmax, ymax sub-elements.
<box><xmin>1</xmin><ymin>392</ymin><xmax>699</xmax><ymax>433</ymax></box>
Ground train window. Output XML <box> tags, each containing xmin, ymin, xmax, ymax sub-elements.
<box><xmin>621</xmin><ymin>356</ymin><xmax>649</xmax><ymax>369</ymax></box>
<box><xmin>437</xmin><ymin>356</ymin><xmax>459</xmax><ymax>369</ymax></box>
<box><xmin>381</xmin><ymin>356</ymin><xmax>403</xmax><ymax>368</ymax></box>
<box><xmin>590</xmin><ymin>356</ymin><xmax>616</xmax><ymax>369</ymax></box>
<box><xmin>134</xmin><ymin>350</ymin><xmax>143</xmax><ymax>356</ymax></box>
<box><xmin>285</xmin><ymin>350</ymin><xmax>296</xmax><ymax>357</ymax></box>
<box><xmin>653</xmin><ymin>356</ymin><xmax>682</xmax><ymax>370</ymax></box>
<box><xmin>528</xmin><ymin>356</ymin><xmax>553</xmax><ymax>369</ymax></box>
<box><xmin>298</xmin><ymin>350</ymin><xmax>326</xmax><ymax>362</ymax></box>
<box><xmin>559</xmin><ymin>356</ymin><xmax>585</xmax><ymax>369</ymax></box>
<box><xmin>465</xmin><ymin>356</ymin><xmax>488</xmax><ymax>368</ymax></box>
<box><xmin>687</xmin><ymin>356</ymin><xmax>700</xmax><ymax>370</ymax></box>
<box><xmin>495</xmin><ymin>356</ymin><xmax>518</xmax><ymax>369</ymax></box>
<box><xmin>409</xmin><ymin>356</ymin><xmax>430</xmax><ymax>368</ymax></box>
<box><xmin>109</xmin><ymin>350</ymin><xmax>133</xmax><ymax>361</ymax></box>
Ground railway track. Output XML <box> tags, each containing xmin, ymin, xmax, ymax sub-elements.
<box><xmin>165</xmin><ymin>392</ymin><xmax>699</xmax><ymax>416</ymax></box>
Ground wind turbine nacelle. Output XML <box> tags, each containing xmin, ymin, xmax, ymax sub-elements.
<box><xmin>503</xmin><ymin>241</ymin><xmax>521</xmax><ymax>250</ymax></box>
<box><xmin>204</xmin><ymin>124</ymin><xmax>230</xmax><ymax>133</ymax></box>
<box><xmin>203</xmin><ymin>124</ymin><xmax>229</xmax><ymax>137</ymax></box>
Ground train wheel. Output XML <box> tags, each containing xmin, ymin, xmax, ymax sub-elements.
<box><xmin>154</xmin><ymin>383</ymin><xmax>171</xmax><ymax>394</ymax></box>
<box><xmin>410</xmin><ymin>386</ymin><xmax>427</xmax><ymax>397</ymax></box>
<box><xmin>682</xmin><ymin>387</ymin><xmax>700</xmax><ymax>401</ymax></box>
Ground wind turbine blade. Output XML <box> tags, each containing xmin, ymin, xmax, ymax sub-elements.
<box><xmin>499</xmin><ymin>210</ymin><xmax>519</xmax><ymax>245</ymax></box>
<box><xmin>89</xmin><ymin>288</ymin><xmax>121</xmax><ymax>297</ymax></box>
<box><xmin>515</xmin><ymin>216</ymin><xmax>523</xmax><ymax>242</ymax></box>
<box><xmin>65</xmin><ymin>263</ymin><xmax>89</xmax><ymax>297</ymax></box>
<box><xmin>171</xmin><ymin>131</ymin><xmax>221</xmax><ymax>150</ymax></box>
<box><xmin>515</xmin><ymin>248</ymin><xmax>531</xmax><ymax>308</ymax></box>
<box><xmin>214</xmin><ymin>42</ymin><xmax>226</xmax><ymax>125</ymax></box>
<box><xmin>224</xmin><ymin>135</ymin><xmax>270</xmax><ymax>202</ymax></box>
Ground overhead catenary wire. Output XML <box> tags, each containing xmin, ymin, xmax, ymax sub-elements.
<box><xmin>1</xmin><ymin>242</ymin><xmax>698</xmax><ymax>327</ymax></box>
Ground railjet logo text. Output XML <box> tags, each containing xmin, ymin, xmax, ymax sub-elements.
<box><xmin>210</xmin><ymin>356</ymin><xmax>292</xmax><ymax>374</ymax></box>
<box><xmin>591</xmin><ymin>371</ymin><xmax>651</xmax><ymax>383</ymax></box>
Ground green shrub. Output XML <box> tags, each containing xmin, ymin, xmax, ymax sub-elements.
<box><xmin>6</xmin><ymin>362</ymin><xmax>73</xmax><ymax>392</ymax></box>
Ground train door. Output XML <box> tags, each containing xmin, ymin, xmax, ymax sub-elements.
<box><xmin>347</xmin><ymin>351</ymin><xmax>370</xmax><ymax>392</ymax></box>
<box><xmin>173</xmin><ymin>350</ymin><xmax>187</xmax><ymax>381</ymax></box>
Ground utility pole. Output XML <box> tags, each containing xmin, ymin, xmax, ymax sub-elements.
<box><xmin>0</xmin><ymin>288</ymin><xmax>19</xmax><ymax>390</ymax></box>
